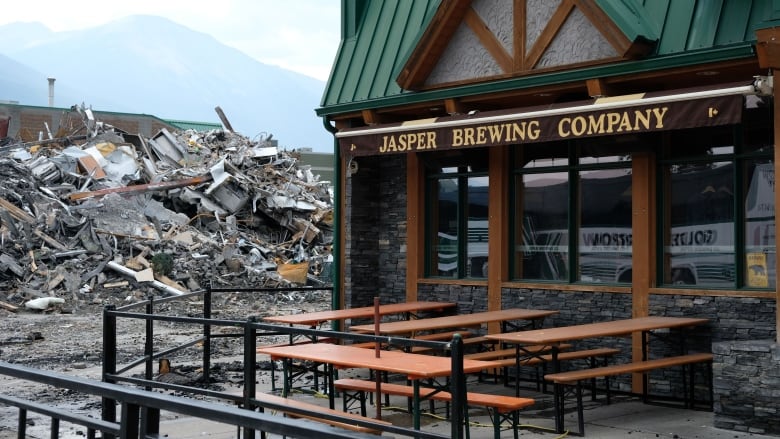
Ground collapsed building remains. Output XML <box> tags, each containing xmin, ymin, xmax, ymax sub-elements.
<box><xmin>0</xmin><ymin>106</ymin><xmax>333</xmax><ymax>313</ymax></box>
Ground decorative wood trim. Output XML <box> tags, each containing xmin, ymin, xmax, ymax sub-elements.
<box><xmin>514</xmin><ymin>0</ymin><xmax>526</xmax><ymax>71</ymax></box>
<box><xmin>525</xmin><ymin>0</ymin><xmax>575</xmax><ymax>69</ymax></box>
<box><xmin>361</xmin><ymin>109</ymin><xmax>383</xmax><ymax>125</ymax></box>
<box><xmin>631</xmin><ymin>151</ymin><xmax>655</xmax><ymax>392</ymax></box>
<box><xmin>417</xmin><ymin>278</ymin><xmax>488</xmax><ymax>287</ymax></box>
<box><xmin>486</xmin><ymin>147</ymin><xmax>509</xmax><ymax>332</ymax></box>
<box><xmin>397</xmin><ymin>0</ymin><xmax>473</xmax><ymax>90</ymax></box>
<box><xmin>406</xmin><ymin>153</ymin><xmax>423</xmax><ymax>302</ymax></box>
<box><xmin>649</xmin><ymin>288</ymin><xmax>777</xmax><ymax>299</ymax></box>
<box><xmin>755</xmin><ymin>27</ymin><xmax>780</xmax><ymax>69</ymax></box>
<box><xmin>444</xmin><ymin>98</ymin><xmax>466</xmax><ymax>115</ymax></box>
<box><xmin>464</xmin><ymin>7</ymin><xmax>513</xmax><ymax>72</ymax></box>
<box><xmin>501</xmin><ymin>282</ymin><xmax>631</xmax><ymax>293</ymax></box>
<box><xmin>586</xmin><ymin>78</ymin><xmax>613</xmax><ymax>97</ymax></box>
<box><xmin>574</xmin><ymin>0</ymin><xmax>634</xmax><ymax>56</ymax></box>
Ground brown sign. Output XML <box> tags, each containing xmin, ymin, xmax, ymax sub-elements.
<box><xmin>337</xmin><ymin>95</ymin><xmax>744</xmax><ymax>157</ymax></box>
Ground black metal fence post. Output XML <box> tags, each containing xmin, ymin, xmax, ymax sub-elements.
<box><xmin>203</xmin><ymin>286</ymin><xmax>213</xmax><ymax>383</ymax></box>
<box><xmin>243</xmin><ymin>317</ymin><xmax>258</xmax><ymax>439</ymax></box>
<box><xmin>450</xmin><ymin>334</ymin><xmax>465</xmax><ymax>439</ymax></box>
<box><xmin>142</xmin><ymin>294</ymin><xmax>159</xmax><ymax>436</ymax></box>
<box><xmin>102</xmin><ymin>305</ymin><xmax>117</xmax><ymax>439</ymax></box>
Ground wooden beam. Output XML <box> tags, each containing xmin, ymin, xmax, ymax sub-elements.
<box><xmin>487</xmin><ymin>146</ymin><xmax>509</xmax><ymax>333</ymax></box>
<box><xmin>406</xmin><ymin>153</ymin><xmax>423</xmax><ymax>302</ymax></box>
<box><xmin>68</xmin><ymin>175</ymin><xmax>213</xmax><ymax>201</ymax></box>
<box><xmin>525</xmin><ymin>0</ymin><xmax>575</xmax><ymax>69</ymax></box>
<box><xmin>464</xmin><ymin>7</ymin><xmax>513</xmax><ymax>72</ymax></box>
<box><xmin>361</xmin><ymin>109</ymin><xmax>384</xmax><ymax>125</ymax></box>
<box><xmin>631</xmin><ymin>151</ymin><xmax>656</xmax><ymax>391</ymax></box>
<box><xmin>444</xmin><ymin>98</ymin><xmax>466</xmax><ymax>115</ymax></box>
<box><xmin>586</xmin><ymin>78</ymin><xmax>613</xmax><ymax>98</ymax></box>
<box><xmin>756</xmin><ymin>27</ymin><xmax>780</xmax><ymax>69</ymax></box>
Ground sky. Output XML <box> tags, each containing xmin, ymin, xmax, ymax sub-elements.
<box><xmin>0</xmin><ymin>0</ymin><xmax>341</xmax><ymax>82</ymax></box>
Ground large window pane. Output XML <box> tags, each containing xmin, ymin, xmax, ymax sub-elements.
<box><xmin>516</xmin><ymin>172</ymin><xmax>569</xmax><ymax>281</ymax></box>
<box><xmin>467</xmin><ymin>177</ymin><xmax>489</xmax><ymax>278</ymax></box>
<box><xmin>663</xmin><ymin>162</ymin><xmax>735</xmax><ymax>287</ymax></box>
<box><xmin>433</xmin><ymin>178</ymin><xmax>458</xmax><ymax>278</ymax></box>
<box><xmin>744</xmin><ymin>160</ymin><xmax>776</xmax><ymax>288</ymax></box>
<box><xmin>578</xmin><ymin>169</ymin><xmax>632</xmax><ymax>283</ymax></box>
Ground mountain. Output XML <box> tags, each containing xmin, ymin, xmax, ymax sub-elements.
<box><xmin>0</xmin><ymin>16</ymin><xmax>332</xmax><ymax>152</ymax></box>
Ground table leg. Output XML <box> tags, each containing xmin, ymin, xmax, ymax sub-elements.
<box><xmin>413</xmin><ymin>380</ymin><xmax>421</xmax><ymax>430</ymax></box>
<box><xmin>282</xmin><ymin>358</ymin><xmax>290</xmax><ymax>397</ymax></box>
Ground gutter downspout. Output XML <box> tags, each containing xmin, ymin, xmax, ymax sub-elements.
<box><xmin>322</xmin><ymin>117</ymin><xmax>342</xmax><ymax>331</ymax></box>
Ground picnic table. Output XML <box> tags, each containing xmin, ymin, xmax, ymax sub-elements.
<box><xmin>256</xmin><ymin>342</ymin><xmax>501</xmax><ymax>430</ymax></box>
<box><xmin>486</xmin><ymin>316</ymin><xmax>710</xmax><ymax>434</ymax></box>
<box><xmin>263</xmin><ymin>300</ymin><xmax>457</xmax><ymax>327</ymax></box>
<box><xmin>349</xmin><ymin>308</ymin><xmax>558</xmax><ymax>336</ymax></box>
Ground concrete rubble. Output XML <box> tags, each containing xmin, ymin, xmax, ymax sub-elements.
<box><xmin>0</xmin><ymin>106</ymin><xmax>333</xmax><ymax>313</ymax></box>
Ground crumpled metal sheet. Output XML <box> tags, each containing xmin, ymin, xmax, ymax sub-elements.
<box><xmin>0</xmin><ymin>106</ymin><xmax>333</xmax><ymax>311</ymax></box>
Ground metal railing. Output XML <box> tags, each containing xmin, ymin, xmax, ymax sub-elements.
<box><xmin>99</xmin><ymin>286</ymin><xmax>468</xmax><ymax>439</ymax></box>
<box><xmin>0</xmin><ymin>361</ymin><xmax>382</xmax><ymax>439</ymax></box>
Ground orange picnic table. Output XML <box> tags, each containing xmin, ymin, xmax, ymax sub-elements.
<box><xmin>263</xmin><ymin>300</ymin><xmax>457</xmax><ymax>327</ymax></box>
<box><xmin>485</xmin><ymin>316</ymin><xmax>710</xmax><ymax>433</ymax></box>
<box><xmin>349</xmin><ymin>307</ymin><xmax>558</xmax><ymax>335</ymax></box>
<box><xmin>257</xmin><ymin>342</ymin><xmax>500</xmax><ymax>430</ymax></box>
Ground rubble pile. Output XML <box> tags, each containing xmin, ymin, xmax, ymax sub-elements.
<box><xmin>0</xmin><ymin>107</ymin><xmax>333</xmax><ymax>313</ymax></box>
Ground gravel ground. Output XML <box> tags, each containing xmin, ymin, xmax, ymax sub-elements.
<box><xmin>0</xmin><ymin>288</ymin><xmax>332</xmax><ymax>438</ymax></box>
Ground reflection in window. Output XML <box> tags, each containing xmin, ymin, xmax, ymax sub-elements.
<box><xmin>579</xmin><ymin>169</ymin><xmax>633</xmax><ymax>283</ymax></box>
<box><xmin>744</xmin><ymin>160</ymin><xmax>776</xmax><ymax>289</ymax></box>
<box><xmin>516</xmin><ymin>172</ymin><xmax>569</xmax><ymax>281</ymax></box>
<box><xmin>426</xmin><ymin>150</ymin><xmax>489</xmax><ymax>279</ymax></box>
<box><xmin>662</xmin><ymin>162</ymin><xmax>735</xmax><ymax>287</ymax></box>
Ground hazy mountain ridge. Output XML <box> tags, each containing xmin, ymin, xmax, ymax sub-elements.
<box><xmin>0</xmin><ymin>16</ymin><xmax>331</xmax><ymax>152</ymax></box>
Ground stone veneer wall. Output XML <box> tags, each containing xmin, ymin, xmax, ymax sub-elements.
<box><xmin>712</xmin><ymin>340</ymin><xmax>780</xmax><ymax>435</ymax></box>
<box><xmin>344</xmin><ymin>155</ymin><xmax>407</xmax><ymax>313</ymax></box>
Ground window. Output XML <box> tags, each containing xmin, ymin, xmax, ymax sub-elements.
<box><xmin>659</xmin><ymin>101</ymin><xmax>774</xmax><ymax>289</ymax></box>
<box><xmin>512</xmin><ymin>140</ymin><xmax>633</xmax><ymax>283</ymax></box>
<box><xmin>425</xmin><ymin>150</ymin><xmax>489</xmax><ymax>278</ymax></box>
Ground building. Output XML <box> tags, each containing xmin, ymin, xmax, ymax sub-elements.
<box><xmin>316</xmin><ymin>1</ymin><xmax>779</xmax><ymax>434</ymax></box>
<box><xmin>0</xmin><ymin>103</ymin><xmax>221</xmax><ymax>142</ymax></box>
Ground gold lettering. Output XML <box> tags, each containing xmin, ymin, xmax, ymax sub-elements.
<box><xmin>528</xmin><ymin>120</ymin><xmax>540</xmax><ymax>139</ymax></box>
<box><xmin>463</xmin><ymin>128</ymin><xmax>475</xmax><ymax>146</ymax></box>
<box><xmin>475</xmin><ymin>126</ymin><xmax>487</xmax><ymax>144</ymax></box>
<box><xmin>558</xmin><ymin>118</ymin><xmax>572</xmax><ymax>137</ymax></box>
<box><xmin>617</xmin><ymin>112</ymin><xmax>633</xmax><ymax>132</ymax></box>
<box><xmin>571</xmin><ymin>116</ymin><xmax>587</xmax><ymax>136</ymax></box>
<box><xmin>488</xmin><ymin>124</ymin><xmax>504</xmax><ymax>143</ymax></box>
<box><xmin>452</xmin><ymin>128</ymin><xmax>463</xmax><ymax>146</ymax></box>
<box><xmin>633</xmin><ymin>109</ymin><xmax>651</xmax><ymax>130</ymax></box>
<box><xmin>606</xmin><ymin>113</ymin><xmax>621</xmax><ymax>133</ymax></box>
<box><xmin>588</xmin><ymin>114</ymin><xmax>605</xmax><ymax>134</ymax></box>
<box><xmin>652</xmin><ymin>107</ymin><xmax>668</xmax><ymax>128</ymax></box>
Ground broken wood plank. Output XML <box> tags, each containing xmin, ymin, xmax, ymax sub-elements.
<box><xmin>0</xmin><ymin>198</ymin><xmax>35</xmax><ymax>223</ymax></box>
<box><xmin>0</xmin><ymin>301</ymin><xmax>18</xmax><ymax>312</ymax></box>
<box><xmin>68</xmin><ymin>175</ymin><xmax>213</xmax><ymax>201</ymax></box>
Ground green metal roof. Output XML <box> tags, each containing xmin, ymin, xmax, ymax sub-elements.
<box><xmin>164</xmin><ymin>119</ymin><xmax>223</xmax><ymax>132</ymax></box>
<box><xmin>318</xmin><ymin>0</ymin><xmax>773</xmax><ymax>117</ymax></box>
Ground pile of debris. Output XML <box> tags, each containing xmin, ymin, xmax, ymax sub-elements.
<box><xmin>0</xmin><ymin>106</ymin><xmax>333</xmax><ymax>313</ymax></box>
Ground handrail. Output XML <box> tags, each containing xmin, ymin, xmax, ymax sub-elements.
<box><xmin>99</xmin><ymin>285</ymin><xmax>468</xmax><ymax>438</ymax></box>
<box><xmin>0</xmin><ymin>361</ymin><xmax>383</xmax><ymax>439</ymax></box>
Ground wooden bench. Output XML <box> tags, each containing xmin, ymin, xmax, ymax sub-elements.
<box><xmin>247</xmin><ymin>391</ymin><xmax>392</xmax><ymax>435</ymax></box>
<box><xmin>466</xmin><ymin>345</ymin><xmax>618</xmax><ymax>392</ymax></box>
<box><xmin>544</xmin><ymin>352</ymin><xmax>714</xmax><ymax>436</ymax></box>
<box><xmin>334</xmin><ymin>378</ymin><xmax>535</xmax><ymax>439</ymax></box>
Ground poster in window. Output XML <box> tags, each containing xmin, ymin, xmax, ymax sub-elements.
<box><xmin>746</xmin><ymin>252</ymin><xmax>769</xmax><ymax>288</ymax></box>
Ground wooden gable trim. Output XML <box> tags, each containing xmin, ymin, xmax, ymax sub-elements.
<box><xmin>399</xmin><ymin>0</ymin><xmax>653</xmax><ymax>92</ymax></box>
<box><xmin>397</xmin><ymin>0</ymin><xmax>473</xmax><ymax>90</ymax></box>
<box><xmin>463</xmin><ymin>7</ymin><xmax>513</xmax><ymax>72</ymax></box>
